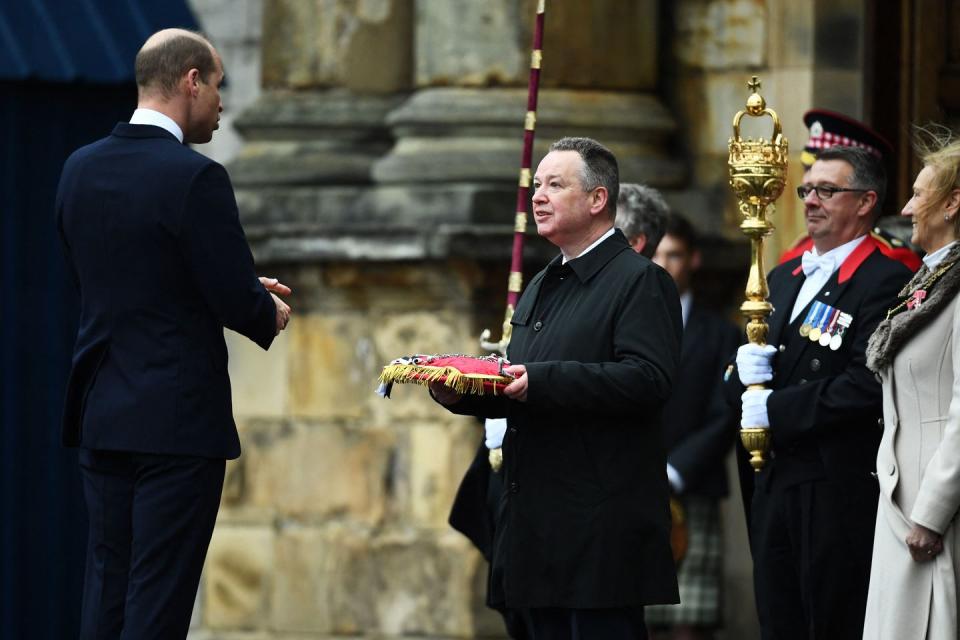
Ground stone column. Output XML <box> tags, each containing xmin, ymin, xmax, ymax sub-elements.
<box><xmin>202</xmin><ymin>1</ymin><xmax>505</xmax><ymax>638</ymax></box>
<box><xmin>375</xmin><ymin>0</ymin><xmax>684</xmax><ymax>198</ymax></box>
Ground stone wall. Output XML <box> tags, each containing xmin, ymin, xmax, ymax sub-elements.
<box><xmin>182</xmin><ymin>2</ymin><xmax>885</xmax><ymax>639</ymax></box>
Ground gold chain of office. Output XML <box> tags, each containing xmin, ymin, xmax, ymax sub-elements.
<box><xmin>885</xmin><ymin>256</ymin><xmax>960</xmax><ymax>320</ymax></box>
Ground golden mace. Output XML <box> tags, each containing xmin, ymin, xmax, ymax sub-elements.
<box><xmin>728</xmin><ymin>76</ymin><xmax>788</xmax><ymax>472</ymax></box>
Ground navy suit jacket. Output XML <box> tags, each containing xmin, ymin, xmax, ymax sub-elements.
<box><xmin>55</xmin><ymin>123</ymin><xmax>276</xmax><ymax>460</ymax></box>
<box><xmin>663</xmin><ymin>302</ymin><xmax>740</xmax><ymax>498</ymax></box>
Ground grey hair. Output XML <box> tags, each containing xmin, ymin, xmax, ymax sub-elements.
<box><xmin>816</xmin><ymin>145</ymin><xmax>887</xmax><ymax>218</ymax></box>
<box><xmin>615</xmin><ymin>183</ymin><xmax>670</xmax><ymax>258</ymax></box>
<box><xmin>548</xmin><ymin>137</ymin><xmax>620</xmax><ymax>217</ymax></box>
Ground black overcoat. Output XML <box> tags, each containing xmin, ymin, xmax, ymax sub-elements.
<box><xmin>448</xmin><ymin>230</ymin><xmax>682</xmax><ymax>609</ymax></box>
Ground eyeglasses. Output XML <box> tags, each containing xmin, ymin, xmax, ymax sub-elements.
<box><xmin>796</xmin><ymin>185</ymin><xmax>868</xmax><ymax>200</ymax></box>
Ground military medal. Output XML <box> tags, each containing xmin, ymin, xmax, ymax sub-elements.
<box><xmin>799</xmin><ymin>302</ymin><xmax>820</xmax><ymax>338</ymax></box>
<box><xmin>829</xmin><ymin>312</ymin><xmax>852</xmax><ymax>351</ymax></box>
<box><xmin>808</xmin><ymin>302</ymin><xmax>829</xmax><ymax>342</ymax></box>
<box><xmin>819</xmin><ymin>309</ymin><xmax>841</xmax><ymax>347</ymax></box>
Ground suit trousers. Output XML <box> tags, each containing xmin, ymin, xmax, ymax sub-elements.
<box><xmin>519</xmin><ymin>607</ymin><xmax>648</xmax><ymax>640</ymax></box>
<box><xmin>78</xmin><ymin>449</ymin><xmax>225</xmax><ymax>640</ymax></box>
<box><xmin>751</xmin><ymin>472</ymin><xmax>877</xmax><ymax>640</ymax></box>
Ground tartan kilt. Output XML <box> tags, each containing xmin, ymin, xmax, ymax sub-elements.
<box><xmin>645</xmin><ymin>495</ymin><xmax>723</xmax><ymax>628</ymax></box>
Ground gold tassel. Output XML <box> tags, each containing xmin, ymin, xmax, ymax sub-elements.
<box><xmin>378</xmin><ymin>364</ymin><xmax>507</xmax><ymax>396</ymax></box>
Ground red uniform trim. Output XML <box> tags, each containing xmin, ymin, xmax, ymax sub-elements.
<box><xmin>788</xmin><ymin>235</ymin><xmax>878</xmax><ymax>281</ymax></box>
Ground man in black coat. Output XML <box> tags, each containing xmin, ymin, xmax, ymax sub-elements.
<box><xmin>56</xmin><ymin>29</ymin><xmax>291</xmax><ymax>638</ymax></box>
<box><xmin>434</xmin><ymin>137</ymin><xmax>682</xmax><ymax>639</ymax></box>
<box><xmin>727</xmin><ymin>145</ymin><xmax>912</xmax><ymax>639</ymax></box>
<box><xmin>646</xmin><ymin>214</ymin><xmax>740</xmax><ymax>640</ymax></box>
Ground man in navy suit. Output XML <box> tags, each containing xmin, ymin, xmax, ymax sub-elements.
<box><xmin>55</xmin><ymin>29</ymin><xmax>291</xmax><ymax>639</ymax></box>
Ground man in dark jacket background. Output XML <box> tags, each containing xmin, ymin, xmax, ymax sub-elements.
<box><xmin>56</xmin><ymin>29</ymin><xmax>291</xmax><ymax>639</ymax></box>
<box><xmin>433</xmin><ymin>137</ymin><xmax>682</xmax><ymax>639</ymax></box>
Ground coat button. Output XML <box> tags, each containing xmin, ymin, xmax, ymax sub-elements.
<box><xmin>779</xmin><ymin>344</ymin><xmax>786</xmax><ymax>353</ymax></box>
<box><xmin>878</xmin><ymin>418</ymin><xmax>884</xmax><ymax>428</ymax></box>
<box><xmin>509</xmin><ymin>481</ymin><xmax>519</xmax><ymax>493</ymax></box>
<box><xmin>509</xmin><ymin>426</ymin><xmax>518</xmax><ymax>434</ymax></box>
<box><xmin>799</xmin><ymin>378</ymin><xmax>807</xmax><ymax>384</ymax></box>
<box><xmin>810</xmin><ymin>358</ymin><xmax>821</xmax><ymax>372</ymax></box>
<box><xmin>534</xmin><ymin>321</ymin><xmax>543</xmax><ymax>331</ymax></box>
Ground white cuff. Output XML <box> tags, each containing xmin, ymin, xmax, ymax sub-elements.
<box><xmin>484</xmin><ymin>418</ymin><xmax>507</xmax><ymax>449</ymax></box>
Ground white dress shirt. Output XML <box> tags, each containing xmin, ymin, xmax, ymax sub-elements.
<box><xmin>562</xmin><ymin>227</ymin><xmax>616</xmax><ymax>264</ymax></box>
<box><xmin>922</xmin><ymin>240</ymin><xmax>957</xmax><ymax>270</ymax></box>
<box><xmin>789</xmin><ymin>235</ymin><xmax>867</xmax><ymax>322</ymax></box>
<box><xmin>129</xmin><ymin>108</ymin><xmax>184</xmax><ymax>143</ymax></box>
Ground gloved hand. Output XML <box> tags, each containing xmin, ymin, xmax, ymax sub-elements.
<box><xmin>735</xmin><ymin>343</ymin><xmax>778</xmax><ymax>385</ymax></box>
<box><xmin>741</xmin><ymin>389</ymin><xmax>773</xmax><ymax>428</ymax></box>
<box><xmin>485</xmin><ymin>418</ymin><xmax>507</xmax><ymax>449</ymax></box>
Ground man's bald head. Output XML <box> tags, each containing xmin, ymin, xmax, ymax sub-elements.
<box><xmin>135</xmin><ymin>29</ymin><xmax>219</xmax><ymax>100</ymax></box>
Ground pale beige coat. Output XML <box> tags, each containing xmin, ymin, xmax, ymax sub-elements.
<box><xmin>863</xmin><ymin>295</ymin><xmax>960</xmax><ymax>640</ymax></box>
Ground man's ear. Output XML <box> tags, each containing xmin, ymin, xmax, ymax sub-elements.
<box><xmin>185</xmin><ymin>68</ymin><xmax>200</xmax><ymax>97</ymax></box>
<box><xmin>691</xmin><ymin>248</ymin><xmax>702</xmax><ymax>271</ymax></box>
<box><xmin>590</xmin><ymin>186</ymin><xmax>609</xmax><ymax>216</ymax></box>
<box><xmin>629</xmin><ymin>234</ymin><xmax>647</xmax><ymax>254</ymax></box>
<box><xmin>857</xmin><ymin>191</ymin><xmax>879</xmax><ymax>219</ymax></box>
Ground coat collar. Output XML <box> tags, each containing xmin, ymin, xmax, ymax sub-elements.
<box><xmin>563</xmin><ymin>228</ymin><xmax>633</xmax><ymax>282</ymax></box>
<box><xmin>111</xmin><ymin>122</ymin><xmax>181</xmax><ymax>143</ymax></box>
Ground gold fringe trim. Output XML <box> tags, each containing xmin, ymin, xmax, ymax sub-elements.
<box><xmin>379</xmin><ymin>364</ymin><xmax>511</xmax><ymax>396</ymax></box>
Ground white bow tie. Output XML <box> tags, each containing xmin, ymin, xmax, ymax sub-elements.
<box><xmin>801</xmin><ymin>251</ymin><xmax>837</xmax><ymax>278</ymax></box>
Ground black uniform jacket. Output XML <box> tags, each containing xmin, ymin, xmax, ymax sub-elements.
<box><xmin>447</xmin><ymin>230</ymin><xmax>682</xmax><ymax>609</ymax></box>
<box><xmin>725</xmin><ymin>237</ymin><xmax>912</xmax><ymax>482</ymax></box>
<box><xmin>665</xmin><ymin>303</ymin><xmax>740</xmax><ymax>497</ymax></box>
<box><xmin>56</xmin><ymin>123</ymin><xmax>277</xmax><ymax>459</ymax></box>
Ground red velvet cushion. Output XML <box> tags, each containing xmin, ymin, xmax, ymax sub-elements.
<box><xmin>378</xmin><ymin>354</ymin><xmax>513</xmax><ymax>396</ymax></box>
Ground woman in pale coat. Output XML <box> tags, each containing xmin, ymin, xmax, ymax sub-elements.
<box><xmin>864</xmin><ymin>131</ymin><xmax>960</xmax><ymax>639</ymax></box>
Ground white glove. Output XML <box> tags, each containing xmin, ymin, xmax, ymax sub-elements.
<box><xmin>741</xmin><ymin>389</ymin><xmax>773</xmax><ymax>428</ymax></box>
<box><xmin>736</xmin><ymin>343</ymin><xmax>778</xmax><ymax>385</ymax></box>
<box><xmin>666</xmin><ymin>463</ymin><xmax>685</xmax><ymax>494</ymax></box>
<box><xmin>484</xmin><ymin>418</ymin><xmax>507</xmax><ymax>449</ymax></box>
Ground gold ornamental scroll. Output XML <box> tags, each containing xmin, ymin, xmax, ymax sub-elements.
<box><xmin>728</xmin><ymin>76</ymin><xmax>789</xmax><ymax>472</ymax></box>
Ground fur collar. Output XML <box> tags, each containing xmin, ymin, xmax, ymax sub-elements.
<box><xmin>867</xmin><ymin>243</ymin><xmax>960</xmax><ymax>373</ymax></box>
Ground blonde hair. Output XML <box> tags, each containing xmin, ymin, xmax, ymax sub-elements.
<box><xmin>914</xmin><ymin>125</ymin><xmax>960</xmax><ymax>235</ymax></box>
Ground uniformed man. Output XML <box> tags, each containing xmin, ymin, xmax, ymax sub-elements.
<box><xmin>728</xmin><ymin>144</ymin><xmax>912</xmax><ymax>639</ymax></box>
<box><xmin>779</xmin><ymin>109</ymin><xmax>922</xmax><ymax>272</ymax></box>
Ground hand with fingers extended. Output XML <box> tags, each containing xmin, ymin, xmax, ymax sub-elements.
<box><xmin>260</xmin><ymin>276</ymin><xmax>292</xmax><ymax>334</ymax></box>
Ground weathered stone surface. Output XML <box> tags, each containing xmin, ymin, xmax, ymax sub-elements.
<box><xmin>408</xmin><ymin>420</ymin><xmax>480</xmax><ymax>528</ymax></box>
<box><xmin>767</xmin><ymin>0</ymin><xmax>814</xmax><ymax>68</ymax></box>
<box><xmin>262</xmin><ymin>0</ymin><xmax>413</xmax><ymax>92</ymax></box>
<box><xmin>271</xmin><ymin>525</ymin><xmax>486</xmax><ymax>636</ymax></box>
<box><xmin>522</xmin><ymin>0</ymin><xmax>659</xmax><ymax>91</ymax></box>
<box><xmin>375</xmin><ymin>88</ymin><xmax>684</xmax><ymax>186</ymax></box>
<box><xmin>415</xmin><ymin>0</ymin><xmax>526</xmax><ymax>87</ymax></box>
<box><xmin>286</xmin><ymin>313</ymin><xmax>378</xmax><ymax>419</ymax></box>
<box><xmin>226</xmin><ymin>329</ymin><xmax>289</xmax><ymax>420</ymax></box>
<box><xmin>229</xmin><ymin>420</ymin><xmax>395</xmax><ymax>523</ymax></box>
<box><xmin>204</xmin><ymin>527</ymin><xmax>274</xmax><ymax>629</ymax></box>
<box><xmin>674</xmin><ymin>0</ymin><xmax>767</xmax><ymax>70</ymax></box>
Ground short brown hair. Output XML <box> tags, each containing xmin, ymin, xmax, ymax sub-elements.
<box><xmin>135</xmin><ymin>31</ymin><xmax>218</xmax><ymax>98</ymax></box>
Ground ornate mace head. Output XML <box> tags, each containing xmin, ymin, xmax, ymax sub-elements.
<box><xmin>728</xmin><ymin>76</ymin><xmax>789</xmax><ymax>228</ymax></box>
